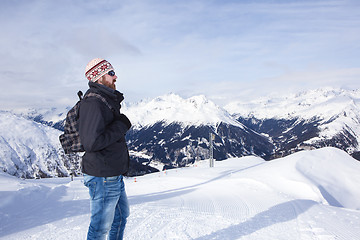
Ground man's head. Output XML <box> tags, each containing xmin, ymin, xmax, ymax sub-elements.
<box><xmin>85</xmin><ymin>58</ymin><xmax>118</xmax><ymax>90</ymax></box>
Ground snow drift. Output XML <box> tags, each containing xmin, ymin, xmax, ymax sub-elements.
<box><xmin>238</xmin><ymin>147</ymin><xmax>360</xmax><ymax>210</ymax></box>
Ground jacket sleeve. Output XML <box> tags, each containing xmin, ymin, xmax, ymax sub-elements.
<box><xmin>79</xmin><ymin>98</ymin><xmax>129</xmax><ymax>152</ymax></box>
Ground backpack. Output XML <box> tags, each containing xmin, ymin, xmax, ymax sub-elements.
<box><xmin>59</xmin><ymin>91</ymin><xmax>112</xmax><ymax>154</ymax></box>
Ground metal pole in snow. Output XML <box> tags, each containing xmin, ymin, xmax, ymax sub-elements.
<box><xmin>209</xmin><ymin>133</ymin><xmax>215</xmax><ymax>167</ymax></box>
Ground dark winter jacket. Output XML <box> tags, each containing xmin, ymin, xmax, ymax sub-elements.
<box><xmin>79</xmin><ymin>81</ymin><xmax>131</xmax><ymax>177</ymax></box>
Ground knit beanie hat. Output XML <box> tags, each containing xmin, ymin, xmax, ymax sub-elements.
<box><xmin>85</xmin><ymin>58</ymin><xmax>114</xmax><ymax>82</ymax></box>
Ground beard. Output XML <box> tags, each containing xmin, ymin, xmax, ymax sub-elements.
<box><xmin>99</xmin><ymin>77</ymin><xmax>116</xmax><ymax>90</ymax></box>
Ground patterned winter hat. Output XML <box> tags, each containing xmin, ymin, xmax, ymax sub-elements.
<box><xmin>85</xmin><ymin>58</ymin><xmax>114</xmax><ymax>82</ymax></box>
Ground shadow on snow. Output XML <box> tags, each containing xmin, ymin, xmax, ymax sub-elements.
<box><xmin>0</xmin><ymin>183</ymin><xmax>89</xmax><ymax>238</ymax></box>
<box><xmin>193</xmin><ymin>199</ymin><xmax>317</xmax><ymax>240</ymax></box>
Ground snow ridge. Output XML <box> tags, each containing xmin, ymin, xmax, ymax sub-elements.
<box><xmin>225</xmin><ymin>87</ymin><xmax>360</xmax><ymax>120</ymax></box>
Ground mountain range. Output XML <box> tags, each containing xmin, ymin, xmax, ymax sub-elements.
<box><xmin>1</xmin><ymin>87</ymin><xmax>359</xmax><ymax>178</ymax></box>
<box><xmin>225</xmin><ymin>88</ymin><xmax>360</xmax><ymax>159</ymax></box>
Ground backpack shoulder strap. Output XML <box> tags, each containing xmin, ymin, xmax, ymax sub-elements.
<box><xmin>85</xmin><ymin>92</ymin><xmax>113</xmax><ymax>110</ymax></box>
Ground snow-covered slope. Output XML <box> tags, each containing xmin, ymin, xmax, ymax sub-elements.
<box><xmin>0</xmin><ymin>111</ymin><xmax>73</xmax><ymax>178</ymax></box>
<box><xmin>239</xmin><ymin>147</ymin><xmax>360</xmax><ymax>210</ymax></box>
<box><xmin>1</xmin><ymin>147</ymin><xmax>359</xmax><ymax>239</ymax></box>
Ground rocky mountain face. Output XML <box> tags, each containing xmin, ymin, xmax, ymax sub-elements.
<box><xmin>1</xmin><ymin>88</ymin><xmax>360</xmax><ymax>178</ymax></box>
<box><xmin>126</xmin><ymin>121</ymin><xmax>274</xmax><ymax>169</ymax></box>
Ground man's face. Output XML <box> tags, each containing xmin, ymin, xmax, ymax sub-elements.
<box><xmin>99</xmin><ymin>72</ymin><xmax>117</xmax><ymax>90</ymax></box>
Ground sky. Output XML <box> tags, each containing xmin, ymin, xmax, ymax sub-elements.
<box><xmin>1</xmin><ymin>0</ymin><xmax>360</xmax><ymax>109</ymax></box>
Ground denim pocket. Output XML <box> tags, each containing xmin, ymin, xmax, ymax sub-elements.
<box><xmin>84</xmin><ymin>175</ymin><xmax>97</xmax><ymax>200</ymax></box>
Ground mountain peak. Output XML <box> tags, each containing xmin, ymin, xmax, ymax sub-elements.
<box><xmin>125</xmin><ymin>93</ymin><xmax>243</xmax><ymax>128</ymax></box>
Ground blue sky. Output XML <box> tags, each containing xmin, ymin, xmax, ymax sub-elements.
<box><xmin>1</xmin><ymin>0</ymin><xmax>360</xmax><ymax>108</ymax></box>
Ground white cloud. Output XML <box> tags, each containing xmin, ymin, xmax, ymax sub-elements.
<box><xmin>1</xmin><ymin>0</ymin><xmax>360</xmax><ymax>109</ymax></box>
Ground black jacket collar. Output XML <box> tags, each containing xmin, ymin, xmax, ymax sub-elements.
<box><xmin>88</xmin><ymin>81</ymin><xmax>124</xmax><ymax>104</ymax></box>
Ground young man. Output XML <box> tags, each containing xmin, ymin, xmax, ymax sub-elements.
<box><xmin>80</xmin><ymin>58</ymin><xmax>132</xmax><ymax>240</ymax></box>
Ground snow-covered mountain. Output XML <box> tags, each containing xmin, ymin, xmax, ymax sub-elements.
<box><xmin>1</xmin><ymin>87</ymin><xmax>360</xmax><ymax>179</ymax></box>
<box><xmin>0</xmin><ymin>111</ymin><xmax>78</xmax><ymax>178</ymax></box>
<box><xmin>123</xmin><ymin>93</ymin><xmax>274</xmax><ymax>168</ymax></box>
<box><xmin>0</xmin><ymin>110</ymin><xmax>157</xmax><ymax>178</ymax></box>
<box><xmin>124</xmin><ymin>93</ymin><xmax>243</xmax><ymax>128</ymax></box>
<box><xmin>225</xmin><ymin>87</ymin><xmax>360</xmax><ymax>159</ymax></box>
<box><xmin>10</xmin><ymin>107</ymin><xmax>69</xmax><ymax>130</ymax></box>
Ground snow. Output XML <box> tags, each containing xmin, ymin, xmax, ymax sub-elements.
<box><xmin>224</xmin><ymin>87</ymin><xmax>360</xmax><ymax>120</ymax></box>
<box><xmin>0</xmin><ymin>111</ymin><xmax>68</xmax><ymax>178</ymax></box>
<box><xmin>1</xmin><ymin>147</ymin><xmax>360</xmax><ymax>239</ymax></box>
<box><xmin>124</xmin><ymin>93</ymin><xmax>244</xmax><ymax>128</ymax></box>
<box><xmin>10</xmin><ymin>107</ymin><xmax>68</xmax><ymax>125</ymax></box>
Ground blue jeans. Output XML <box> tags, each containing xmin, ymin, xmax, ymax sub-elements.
<box><xmin>83</xmin><ymin>174</ymin><xmax>130</xmax><ymax>240</ymax></box>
